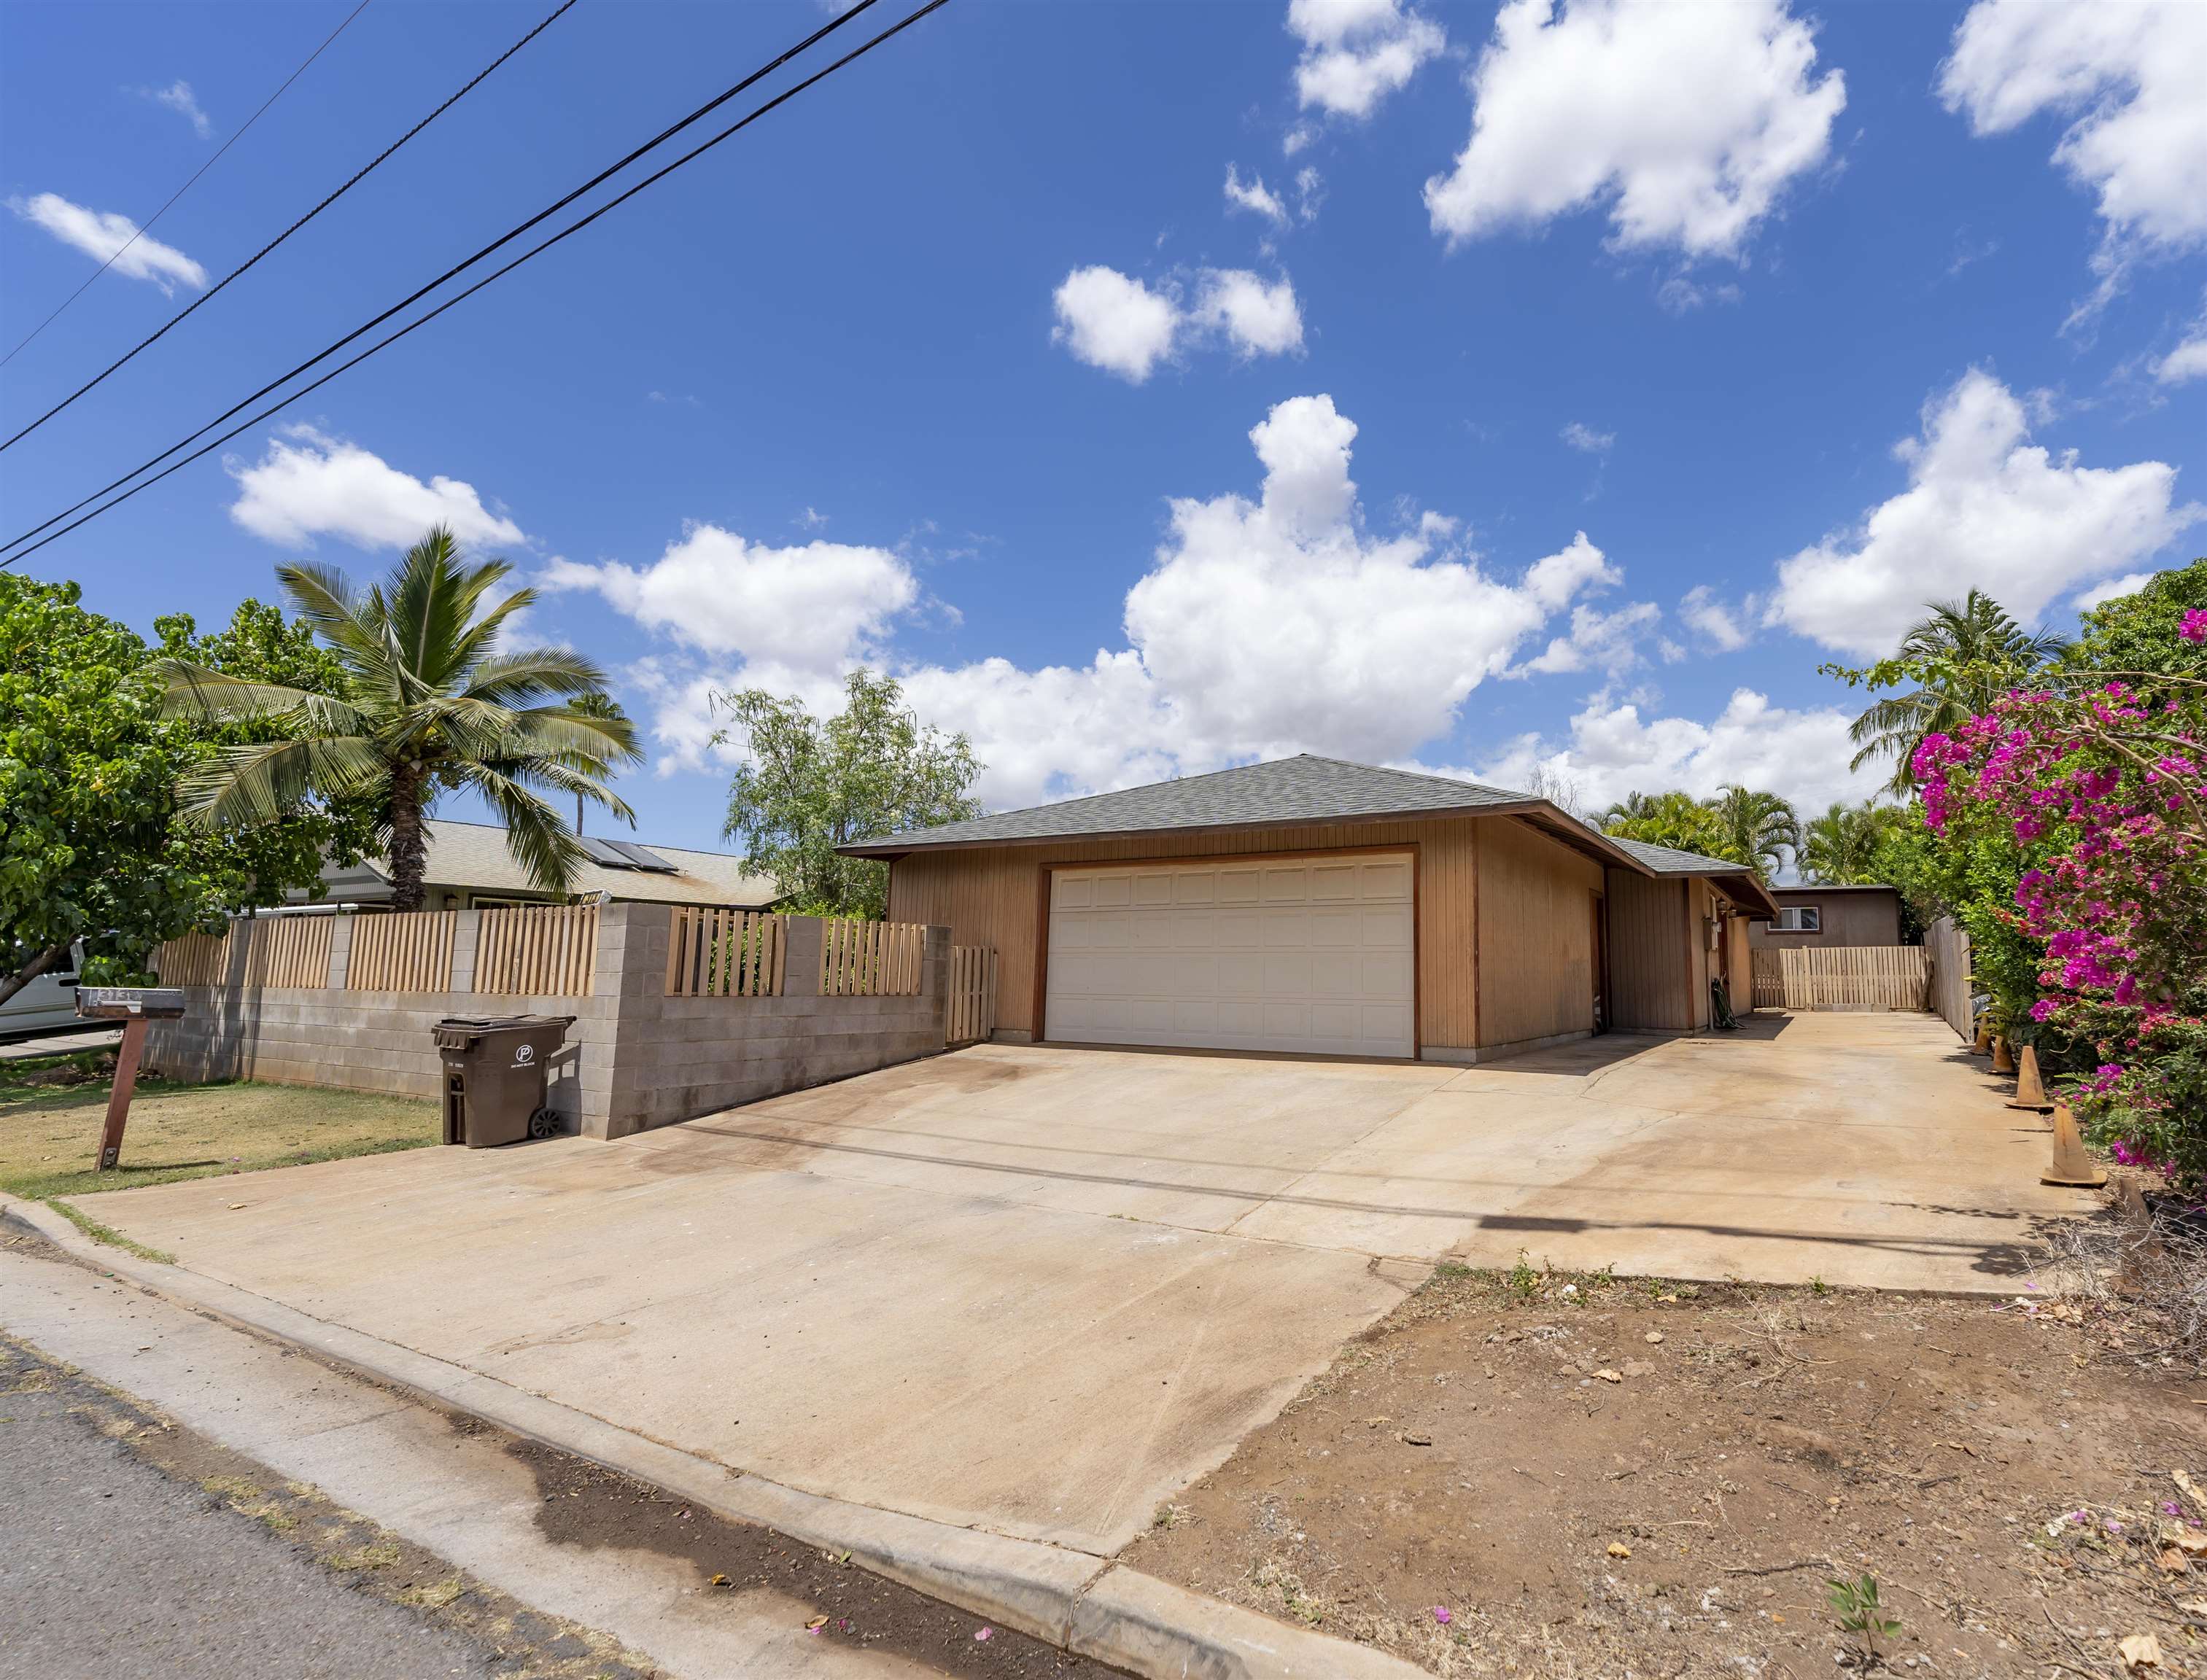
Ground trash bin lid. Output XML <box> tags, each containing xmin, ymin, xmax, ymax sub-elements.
<box><xmin>431</xmin><ymin>1014</ymin><xmax>574</xmax><ymax>1034</ymax></box>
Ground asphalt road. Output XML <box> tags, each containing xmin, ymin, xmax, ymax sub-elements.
<box><xmin>0</xmin><ymin>1372</ymin><xmax>497</xmax><ymax>1680</ymax></box>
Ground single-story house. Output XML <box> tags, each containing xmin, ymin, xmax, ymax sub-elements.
<box><xmin>842</xmin><ymin>755</ymin><xmax>1779</xmax><ymax>1063</ymax></box>
<box><xmin>1746</xmin><ymin>883</ymin><xmax>1904</xmax><ymax>949</ymax></box>
<box><xmin>297</xmin><ymin>818</ymin><xmax>780</xmax><ymax>911</ymax></box>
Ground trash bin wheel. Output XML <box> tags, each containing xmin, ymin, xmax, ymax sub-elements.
<box><xmin>528</xmin><ymin>1108</ymin><xmax>562</xmax><ymax>1140</ymax></box>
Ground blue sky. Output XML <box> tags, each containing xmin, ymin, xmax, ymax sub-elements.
<box><xmin>4</xmin><ymin>0</ymin><xmax>2203</xmax><ymax>852</ymax></box>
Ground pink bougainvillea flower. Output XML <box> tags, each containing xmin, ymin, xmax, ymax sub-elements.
<box><xmin>1433</xmin><ymin>1606</ymin><xmax>1453</xmax><ymax>1625</ymax></box>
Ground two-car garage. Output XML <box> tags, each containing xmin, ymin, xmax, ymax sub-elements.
<box><xmin>1040</xmin><ymin>855</ymin><xmax>1416</xmax><ymax>1059</ymax></box>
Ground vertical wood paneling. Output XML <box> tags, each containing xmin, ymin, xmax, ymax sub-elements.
<box><xmin>888</xmin><ymin>818</ymin><xmax>1494</xmax><ymax>1046</ymax></box>
<box><xmin>1473</xmin><ymin>818</ymin><xmax>1603</xmax><ymax>1048</ymax></box>
<box><xmin>477</xmin><ymin>903</ymin><xmax>598</xmax><ymax>996</ymax></box>
<box><xmin>346</xmin><ymin>911</ymin><xmax>456</xmax><ymax>992</ymax></box>
<box><xmin>1604</xmin><ymin>871</ymin><xmax>1690</xmax><ymax>1032</ymax></box>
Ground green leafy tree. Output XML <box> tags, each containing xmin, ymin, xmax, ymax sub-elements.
<box><xmin>0</xmin><ymin>577</ymin><xmax>347</xmax><ymax>1005</ymax></box>
<box><xmin>154</xmin><ymin>526</ymin><xmax>640</xmax><ymax>911</ymax></box>
<box><xmin>1799</xmin><ymin>801</ymin><xmax>1907</xmax><ymax>883</ymax></box>
<box><xmin>1600</xmin><ymin>787</ymin><xmax>1796</xmax><ymax>876</ymax></box>
<box><xmin>1833</xmin><ymin>590</ymin><xmax>2066</xmax><ymax>793</ymax></box>
<box><xmin>713</xmin><ymin>667</ymin><xmax>982</xmax><ymax>919</ymax></box>
<box><xmin>1704</xmin><ymin>785</ymin><xmax>1800</xmax><ymax>877</ymax></box>
<box><xmin>2063</xmin><ymin>558</ymin><xmax>2207</xmax><ymax>684</ymax></box>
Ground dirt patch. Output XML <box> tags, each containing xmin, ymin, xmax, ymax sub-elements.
<box><xmin>1124</xmin><ymin>1260</ymin><xmax>2207</xmax><ymax>1677</ymax></box>
<box><xmin>505</xmin><ymin>1432</ymin><xmax>1125</xmax><ymax>1676</ymax></box>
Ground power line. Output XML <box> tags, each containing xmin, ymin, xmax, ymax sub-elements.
<box><xmin>1</xmin><ymin>0</ymin><xmax>374</xmax><ymax>368</ymax></box>
<box><xmin>0</xmin><ymin>0</ymin><xmax>953</xmax><ymax>571</ymax></box>
<box><xmin>0</xmin><ymin>0</ymin><xmax>889</xmax><ymax>560</ymax></box>
<box><xmin>1</xmin><ymin>0</ymin><xmax>576</xmax><ymax>453</ymax></box>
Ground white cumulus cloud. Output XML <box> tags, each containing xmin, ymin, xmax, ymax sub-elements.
<box><xmin>1050</xmin><ymin>266</ymin><xmax>1181</xmax><ymax>383</ymax></box>
<box><xmin>1192</xmin><ymin>269</ymin><xmax>1306</xmax><ymax>357</ymax></box>
<box><xmin>226</xmin><ymin>427</ymin><xmax>524</xmax><ymax>551</ymax></box>
<box><xmin>141</xmin><ymin>79</ymin><xmax>212</xmax><ymax>138</ymax></box>
<box><xmin>1424</xmin><ymin>0</ymin><xmax>1845</xmax><ymax>260</ymax></box>
<box><xmin>1223</xmin><ymin>163</ymin><xmax>1290</xmax><ymax>226</ymax></box>
<box><xmin>1677</xmin><ymin>584</ymin><xmax>1753</xmax><ymax>651</ymax></box>
<box><xmin>591</xmin><ymin>397</ymin><xmax>1626</xmax><ymax>809</ymax></box>
<box><xmin>542</xmin><ymin>526</ymin><xmax>916</xmax><ymax>675</ymax></box>
<box><xmin>2158</xmin><ymin>299</ymin><xmax>2207</xmax><ymax>384</ymax></box>
<box><xmin>1940</xmin><ymin>0</ymin><xmax>2207</xmax><ymax>257</ymax></box>
<box><xmin>1051</xmin><ymin>265</ymin><xmax>1304</xmax><ymax>381</ymax></box>
<box><xmin>1560</xmin><ymin>421</ymin><xmax>1613</xmax><ymax>454</ymax></box>
<box><xmin>9</xmin><ymin>192</ymin><xmax>207</xmax><ymax>293</ymax></box>
<box><xmin>1767</xmin><ymin>368</ymin><xmax>2199</xmax><ymax>658</ymax></box>
<box><xmin>1287</xmin><ymin>0</ymin><xmax>1445</xmax><ymax>121</ymax></box>
<box><xmin>1475</xmin><ymin>688</ymin><xmax>1880</xmax><ymax>814</ymax></box>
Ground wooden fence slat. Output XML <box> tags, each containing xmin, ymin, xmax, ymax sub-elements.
<box><xmin>1753</xmin><ymin>944</ymin><xmax>1927</xmax><ymax>1013</ymax></box>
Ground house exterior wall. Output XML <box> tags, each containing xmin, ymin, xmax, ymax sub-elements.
<box><xmin>1604</xmin><ymin>871</ymin><xmax>1693</xmax><ymax>1032</ymax></box>
<box><xmin>885</xmin><ymin>813</ymin><xmax>1620</xmax><ymax>1059</ymax></box>
<box><xmin>145</xmin><ymin>904</ymin><xmax>949</xmax><ymax>1141</ymax></box>
<box><xmin>1473</xmin><ymin>818</ymin><xmax>1604</xmax><ymax>1051</ymax></box>
<box><xmin>1746</xmin><ymin>888</ymin><xmax>1903</xmax><ymax>949</ymax></box>
<box><xmin>1723</xmin><ymin>911</ymin><xmax>1754</xmax><ymax>1011</ymax></box>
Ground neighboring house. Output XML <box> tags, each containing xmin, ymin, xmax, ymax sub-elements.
<box><xmin>1746</xmin><ymin>884</ymin><xmax>1904</xmax><ymax>949</ymax></box>
<box><xmin>298</xmin><ymin>818</ymin><xmax>780</xmax><ymax>911</ymax></box>
<box><xmin>841</xmin><ymin>755</ymin><xmax>1778</xmax><ymax>1063</ymax></box>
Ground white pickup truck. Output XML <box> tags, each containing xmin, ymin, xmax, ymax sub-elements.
<box><xmin>0</xmin><ymin>947</ymin><xmax>86</xmax><ymax>1041</ymax></box>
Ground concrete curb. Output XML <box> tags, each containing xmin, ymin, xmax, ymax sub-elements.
<box><xmin>3</xmin><ymin>1194</ymin><xmax>1424</xmax><ymax>1680</ymax></box>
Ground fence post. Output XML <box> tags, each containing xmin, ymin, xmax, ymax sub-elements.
<box><xmin>450</xmin><ymin>909</ymin><xmax>481</xmax><ymax>994</ymax></box>
<box><xmin>327</xmin><ymin>913</ymin><xmax>352</xmax><ymax>989</ymax></box>
<box><xmin>783</xmin><ymin>917</ymin><xmax>824</xmax><ymax>998</ymax></box>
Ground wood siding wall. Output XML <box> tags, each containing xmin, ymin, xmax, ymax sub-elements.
<box><xmin>1746</xmin><ymin>890</ymin><xmax>1903</xmax><ymax>949</ymax></box>
<box><xmin>886</xmin><ymin>818</ymin><xmax>1495</xmax><ymax>1051</ymax></box>
<box><xmin>1604</xmin><ymin>870</ymin><xmax>1691</xmax><ymax>1032</ymax></box>
<box><xmin>1475</xmin><ymin>818</ymin><xmax>1603</xmax><ymax>1047</ymax></box>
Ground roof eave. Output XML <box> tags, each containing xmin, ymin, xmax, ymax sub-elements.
<box><xmin>837</xmin><ymin>798</ymin><xmax>1567</xmax><ymax>860</ymax></box>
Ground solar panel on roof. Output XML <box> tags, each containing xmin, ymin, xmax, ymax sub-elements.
<box><xmin>605</xmin><ymin>841</ymin><xmax>677</xmax><ymax>872</ymax></box>
<box><xmin>577</xmin><ymin>836</ymin><xmax>635</xmax><ymax>868</ymax></box>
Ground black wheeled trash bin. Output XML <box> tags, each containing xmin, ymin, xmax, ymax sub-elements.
<box><xmin>432</xmin><ymin>1014</ymin><xmax>575</xmax><ymax>1147</ymax></box>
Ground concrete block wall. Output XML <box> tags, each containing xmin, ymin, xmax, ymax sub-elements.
<box><xmin>144</xmin><ymin>903</ymin><xmax>950</xmax><ymax>1142</ymax></box>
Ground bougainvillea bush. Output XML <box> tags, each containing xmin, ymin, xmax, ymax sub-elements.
<box><xmin>1912</xmin><ymin>607</ymin><xmax>2206</xmax><ymax>1190</ymax></box>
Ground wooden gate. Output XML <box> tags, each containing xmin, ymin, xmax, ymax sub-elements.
<box><xmin>947</xmin><ymin>945</ymin><xmax>997</xmax><ymax>1046</ymax></box>
<box><xmin>1750</xmin><ymin>946</ymin><xmax>1930</xmax><ymax>1012</ymax></box>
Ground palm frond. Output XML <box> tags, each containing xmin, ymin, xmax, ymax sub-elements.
<box><xmin>175</xmin><ymin>736</ymin><xmax>388</xmax><ymax>831</ymax></box>
<box><xmin>461</xmin><ymin>648</ymin><xmax>615</xmax><ymax>709</ymax></box>
<box><xmin>150</xmin><ymin>658</ymin><xmax>368</xmax><ymax>734</ymax></box>
<box><xmin>451</xmin><ymin>764</ymin><xmax>588</xmax><ymax>897</ymax></box>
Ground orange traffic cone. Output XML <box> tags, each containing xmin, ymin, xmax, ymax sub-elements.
<box><xmin>2041</xmin><ymin>1100</ymin><xmax>2107</xmax><ymax>1189</ymax></box>
<box><xmin>2006</xmin><ymin>1044</ymin><xmax>2053</xmax><ymax>1111</ymax></box>
<box><xmin>1992</xmin><ymin>1036</ymin><xmax>2015</xmax><ymax>1075</ymax></box>
<box><xmin>1971</xmin><ymin>1018</ymin><xmax>1992</xmax><ymax>1054</ymax></box>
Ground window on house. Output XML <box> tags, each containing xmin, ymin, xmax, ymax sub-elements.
<box><xmin>1774</xmin><ymin>906</ymin><xmax>1822</xmax><ymax>932</ymax></box>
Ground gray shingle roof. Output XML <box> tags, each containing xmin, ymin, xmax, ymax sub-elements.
<box><xmin>1604</xmin><ymin>835</ymin><xmax>1755</xmax><ymax>876</ymax></box>
<box><xmin>842</xmin><ymin>755</ymin><xmax>1536</xmax><ymax>855</ymax></box>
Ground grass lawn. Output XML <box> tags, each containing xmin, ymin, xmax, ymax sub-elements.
<box><xmin>1</xmin><ymin>1046</ymin><xmax>438</xmax><ymax>1211</ymax></box>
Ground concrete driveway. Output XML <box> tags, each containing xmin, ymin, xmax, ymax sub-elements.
<box><xmin>68</xmin><ymin>1012</ymin><xmax>2090</xmax><ymax>1556</ymax></box>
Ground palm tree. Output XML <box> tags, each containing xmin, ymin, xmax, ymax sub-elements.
<box><xmin>1705</xmin><ymin>785</ymin><xmax>1800</xmax><ymax>878</ymax></box>
<box><xmin>565</xmin><ymin>691</ymin><xmax>632</xmax><ymax>834</ymax></box>
<box><xmin>1847</xmin><ymin>591</ymin><xmax>2067</xmax><ymax>793</ymax></box>
<box><xmin>155</xmin><ymin>526</ymin><xmax>640</xmax><ymax>910</ymax></box>
<box><xmin>1800</xmin><ymin>801</ymin><xmax>1906</xmax><ymax>884</ymax></box>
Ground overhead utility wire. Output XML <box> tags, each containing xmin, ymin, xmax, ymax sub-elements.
<box><xmin>0</xmin><ymin>0</ymin><xmax>884</xmax><ymax>560</ymax></box>
<box><xmin>1</xmin><ymin>0</ymin><xmax>375</xmax><ymax>367</ymax></box>
<box><xmin>2</xmin><ymin>0</ymin><xmax>577</xmax><ymax>452</ymax></box>
<box><xmin>0</xmin><ymin>0</ymin><xmax>953</xmax><ymax>571</ymax></box>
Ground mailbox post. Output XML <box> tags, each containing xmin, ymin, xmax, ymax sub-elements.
<box><xmin>74</xmin><ymin>986</ymin><xmax>186</xmax><ymax>1171</ymax></box>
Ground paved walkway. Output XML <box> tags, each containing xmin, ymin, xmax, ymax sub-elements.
<box><xmin>61</xmin><ymin>1013</ymin><xmax>2092</xmax><ymax>1557</ymax></box>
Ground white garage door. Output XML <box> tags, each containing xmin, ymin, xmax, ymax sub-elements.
<box><xmin>1043</xmin><ymin>855</ymin><xmax>1415</xmax><ymax>1058</ymax></box>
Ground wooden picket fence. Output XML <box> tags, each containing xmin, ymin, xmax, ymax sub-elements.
<box><xmin>153</xmin><ymin>928</ymin><xmax>233</xmax><ymax>987</ymax></box>
<box><xmin>1924</xmin><ymin>915</ymin><xmax>1975</xmax><ymax>1040</ymax></box>
<box><xmin>477</xmin><ymin>902</ymin><xmax>600</xmax><ymax>996</ymax></box>
<box><xmin>153</xmin><ymin>916</ymin><xmax>333</xmax><ymax>989</ymax></box>
<box><xmin>1751</xmin><ymin>946</ymin><xmax>1930</xmax><ymax>1012</ymax></box>
<box><xmin>947</xmin><ymin>945</ymin><xmax>997</xmax><ymax>1046</ymax></box>
<box><xmin>345</xmin><ymin>910</ymin><xmax>457</xmax><ymax>993</ymax></box>
<box><xmin>820</xmin><ymin>919</ymin><xmax>924</xmax><ymax>998</ymax></box>
<box><xmin>665</xmin><ymin>906</ymin><xmax>786</xmax><ymax>998</ymax></box>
